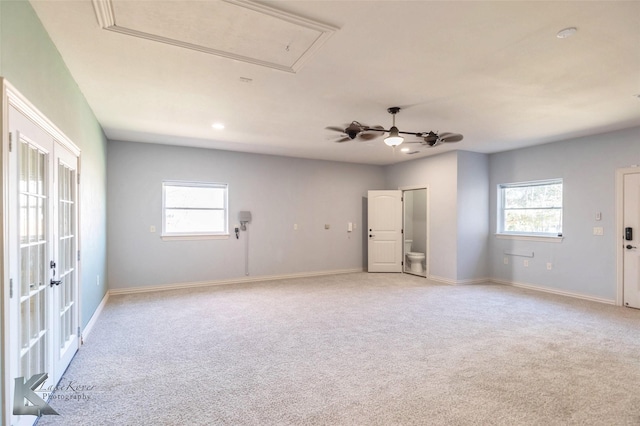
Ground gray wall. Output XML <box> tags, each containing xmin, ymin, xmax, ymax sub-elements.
<box><xmin>457</xmin><ymin>151</ymin><xmax>489</xmax><ymax>281</ymax></box>
<box><xmin>488</xmin><ymin>126</ymin><xmax>640</xmax><ymax>301</ymax></box>
<box><xmin>0</xmin><ymin>1</ymin><xmax>108</xmax><ymax>329</ymax></box>
<box><xmin>107</xmin><ymin>140</ymin><xmax>385</xmax><ymax>290</ymax></box>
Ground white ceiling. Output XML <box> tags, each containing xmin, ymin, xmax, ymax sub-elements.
<box><xmin>30</xmin><ymin>0</ymin><xmax>640</xmax><ymax>165</ymax></box>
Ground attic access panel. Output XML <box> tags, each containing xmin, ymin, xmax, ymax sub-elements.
<box><xmin>93</xmin><ymin>0</ymin><xmax>337</xmax><ymax>73</ymax></box>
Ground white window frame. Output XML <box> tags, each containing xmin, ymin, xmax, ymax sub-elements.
<box><xmin>162</xmin><ymin>180</ymin><xmax>229</xmax><ymax>240</ymax></box>
<box><xmin>497</xmin><ymin>178</ymin><xmax>563</xmax><ymax>240</ymax></box>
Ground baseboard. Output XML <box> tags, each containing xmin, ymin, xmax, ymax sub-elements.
<box><xmin>108</xmin><ymin>268</ymin><xmax>365</xmax><ymax>296</ymax></box>
<box><xmin>81</xmin><ymin>291</ymin><xmax>110</xmax><ymax>343</ymax></box>
<box><xmin>428</xmin><ymin>275</ymin><xmax>491</xmax><ymax>285</ymax></box>
<box><xmin>490</xmin><ymin>278</ymin><xmax>616</xmax><ymax>305</ymax></box>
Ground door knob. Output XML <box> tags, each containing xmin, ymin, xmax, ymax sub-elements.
<box><xmin>369</xmin><ymin>234</ymin><xmax>375</xmax><ymax>238</ymax></box>
<box><xmin>50</xmin><ymin>279</ymin><xmax>61</xmax><ymax>287</ymax></box>
<box><xmin>626</xmin><ymin>244</ymin><xmax>637</xmax><ymax>249</ymax></box>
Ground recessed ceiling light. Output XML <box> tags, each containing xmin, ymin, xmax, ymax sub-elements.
<box><xmin>556</xmin><ymin>27</ymin><xmax>577</xmax><ymax>39</ymax></box>
<box><xmin>211</xmin><ymin>122</ymin><xmax>225</xmax><ymax>130</ymax></box>
<box><xmin>400</xmin><ymin>147</ymin><xmax>410</xmax><ymax>152</ymax></box>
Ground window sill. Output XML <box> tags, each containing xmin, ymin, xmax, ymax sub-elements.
<box><xmin>161</xmin><ymin>234</ymin><xmax>230</xmax><ymax>241</ymax></box>
<box><xmin>495</xmin><ymin>234</ymin><xmax>564</xmax><ymax>243</ymax></box>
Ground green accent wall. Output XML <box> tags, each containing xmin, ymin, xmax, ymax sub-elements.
<box><xmin>0</xmin><ymin>0</ymin><xmax>108</xmax><ymax>329</ymax></box>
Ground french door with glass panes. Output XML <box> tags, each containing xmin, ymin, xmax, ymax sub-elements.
<box><xmin>8</xmin><ymin>103</ymin><xmax>79</xmax><ymax>426</ymax></box>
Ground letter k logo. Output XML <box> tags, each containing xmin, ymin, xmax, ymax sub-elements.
<box><xmin>13</xmin><ymin>373</ymin><xmax>59</xmax><ymax>417</ymax></box>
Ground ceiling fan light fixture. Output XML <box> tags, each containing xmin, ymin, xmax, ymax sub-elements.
<box><xmin>556</xmin><ymin>27</ymin><xmax>577</xmax><ymax>39</ymax></box>
<box><xmin>384</xmin><ymin>126</ymin><xmax>404</xmax><ymax>147</ymax></box>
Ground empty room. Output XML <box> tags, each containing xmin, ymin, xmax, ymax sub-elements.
<box><xmin>1</xmin><ymin>0</ymin><xmax>640</xmax><ymax>425</ymax></box>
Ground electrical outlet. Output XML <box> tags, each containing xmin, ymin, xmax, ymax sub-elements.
<box><xmin>294</xmin><ymin>224</ymin><xmax>298</xmax><ymax>230</ymax></box>
<box><xmin>503</xmin><ymin>257</ymin><xmax>509</xmax><ymax>265</ymax></box>
<box><xmin>150</xmin><ymin>225</ymin><xmax>156</xmax><ymax>233</ymax></box>
<box><xmin>547</xmin><ymin>263</ymin><xmax>553</xmax><ymax>270</ymax></box>
<box><xmin>325</xmin><ymin>224</ymin><xmax>330</xmax><ymax>230</ymax></box>
<box><xmin>593</xmin><ymin>227</ymin><xmax>604</xmax><ymax>236</ymax></box>
<box><xmin>524</xmin><ymin>260</ymin><xmax>529</xmax><ymax>267</ymax></box>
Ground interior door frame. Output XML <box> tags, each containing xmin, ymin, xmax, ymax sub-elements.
<box><xmin>399</xmin><ymin>185</ymin><xmax>430</xmax><ymax>278</ymax></box>
<box><xmin>1</xmin><ymin>78</ymin><xmax>82</xmax><ymax>425</ymax></box>
<box><xmin>616</xmin><ymin>167</ymin><xmax>640</xmax><ymax>307</ymax></box>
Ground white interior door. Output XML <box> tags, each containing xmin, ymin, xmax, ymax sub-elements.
<box><xmin>9</xmin><ymin>111</ymin><xmax>55</xmax><ymax>426</ymax></box>
<box><xmin>52</xmin><ymin>145</ymin><xmax>79</xmax><ymax>382</ymax></box>
<box><xmin>368</xmin><ymin>190</ymin><xmax>403</xmax><ymax>273</ymax></box>
<box><xmin>623</xmin><ymin>173</ymin><xmax>640</xmax><ymax>309</ymax></box>
<box><xmin>8</xmin><ymin>104</ymin><xmax>79</xmax><ymax>425</ymax></box>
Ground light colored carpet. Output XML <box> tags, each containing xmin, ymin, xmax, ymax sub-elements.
<box><xmin>38</xmin><ymin>273</ymin><xmax>640</xmax><ymax>425</ymax></box>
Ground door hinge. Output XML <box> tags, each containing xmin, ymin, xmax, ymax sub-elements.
<box><xmin>9</xmin><ymin>132</ymin><xmax>13</xmax><ymax>152</ymax></box>
<box><xmin>401</xmin><ymin>261</ymin><xmax>404</xmax><ymax>266</ymax></box>
<box><xmin>9</xmin><ymin>278</ymin><xmax>13</xmax><ymax>298</ymax></box>
<box><xmin>401</xmin><ymin>229</ymin><xmax>404</xmax><ymax>234</ymax></box>
<box><xmin>77</xmin><ymin>326</ymin><xmax>81</xmax><ymax>337</ymax></box>
<box><xmin>77</xmin><ymin>250</ymin><xmax>80</xmax><ymax>261</ymax></box>
<box><xmin>77</xmin><ymin>173</ymin><xmax>80</xmax><ymax>185</ymax></box>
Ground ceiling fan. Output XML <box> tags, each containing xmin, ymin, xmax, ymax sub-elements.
<box><xmin>327</xmin><ymin>107</ymin><xmax>463</xmax><ymax>148</ymax></box>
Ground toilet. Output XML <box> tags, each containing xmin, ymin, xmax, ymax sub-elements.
<box><xmin>404</xmin><ymin>240</ymin><xmax>425</xmax><ymax>274</ymax></box>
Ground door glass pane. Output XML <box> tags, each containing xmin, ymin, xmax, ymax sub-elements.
<box><xmin>28</xmin><ymin>195</ymin><xmax>37</xmax><ymax>243</ymax></box>
<box><xmin>30</xmin><ymin>293</ymin><xmax>38</xmax><ymax>339</ymax></box>
<box><xmin>19</xmin><ymin>194</ymin><xmax>27</xmax><ymax>244</ymax></box>
<box><xmin>21</xmin><ymin>353</ymin><xmax>29</xmax><ymax>380</ymax></box>
<box><xmin>21</xmin><ymin>300</ymin><xmax>29</xmax><ymax>348</ymax></box>
<box><xmin>39</xmin><ymin>334</ymin><xmax>47</xmax><ymax>373</ymax></box>
<box><xmin>29</xmin><ymin>241</ymin><xmax>38</xmax><ymax>291</ymax></box>
<box><xmin>39</xmin><ymin>289</ymin><xmax>46</xmax><ymax>331</ymax></box>
<box><xmin>37</xmin><ymin>196</ymin><xmax>44</xmax><ymax>242</ymax></box>
<box><xmin>18</xmin><ymin>140</ymin><xmax>49</xmax><ymax>379</ymax></box>
<box><xmin>39</xmin><ymin>244</ymin><xmax>46</xmax><ymax>288</ymax></box>
<box><xmin>29</xmin><ymin>146</ymin><xmax>37</xmax><ymax>194</ymax></box>
<box><xmin>59</xmin><ymin>238</ymin><xmax>65</xmax><ymax>281</ymax></box>
<box><xmin>30</xmin><ymin>340</ymin><xmax>39</xmax><ymax>376</ymax></box>
<box><xmin>38</xmin><ymin>151</ymin><xmax>45</xmax><ymax>195</ymax></box>
<box><xmin>21</xmin><ymin>246</ymin><xmax>29</xmax><ymax>295</ymax></box>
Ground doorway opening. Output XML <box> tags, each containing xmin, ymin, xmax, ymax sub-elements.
<box><xmin>402</xmin><ymin>187</ymin><xmax>427</xmax><ymax>277</ymax></box>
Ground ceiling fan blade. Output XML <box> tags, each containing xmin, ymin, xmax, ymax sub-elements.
<box><xmin>358</xmin><ymin>133</ymin><xmax>381</xmax><ymax>141</ymax></box>
<box><xmin>439</xmin><ymin>132</ymin><xmax>463</xmax><ymax>143</ymax></box>
<box><xmin>334</xmin><ymin>136</ymin><xmax>351</xmax><ymax>143</ymax></box>
<box><xmin>326</xmin><ymin>126</ymin><xmax>347</xmax><ymax>133</ymax></box>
